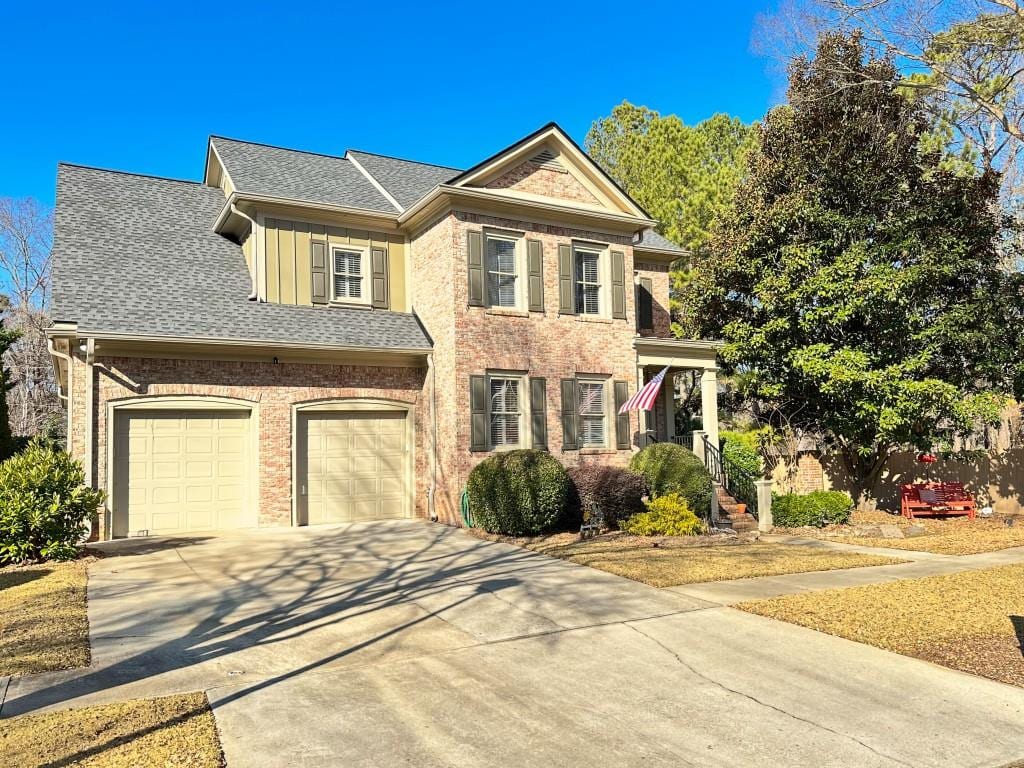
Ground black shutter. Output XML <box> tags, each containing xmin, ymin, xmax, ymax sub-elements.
<box><xmin>614</xmin><ymin>381</ymin><xmax>630</xmax><ymax>449</ymax></box>
<box><xmin>467</xmin><ymin>231</ymin><xmax>485</xmax><ymax>307</ymax></box>
<box><xmin>527</xmin><ymin>239</ymin><xmax>544</xmax><ymax>312</ymax></box>
<box><xmin>560</xmin><ymin>378</ymin><xmax>578</xmax><ymax>450</ymax></box>
<box><xmin>638</xmin><ymin>276</ymin><xmax>653</xmax><ymax>330</ymax></box>
<box><xmin>558</xmin><ymin>244</ymin><xmax>575</xmax><ymax>314</ymax></box>
<box><xmin>611</xmin><ymin>250</ymin><xmax>626</xmax><ymax>319</ymax></box>
<box><xmin>470</xmin><ymin>375</ymin><xmax>488</xmax><ymax>451</ymax></box>
<box><xmin>530</xmin><ymin>377</ymin><xmax>547</xmax><ymax>449</ymax></box>
<box><xmin>311</xmin><ymin>240</ymin><xmax>328</xmax><ymax>305</ymax></box>
<box><xmin>371</xmin><ymin>246</ymin><xmax>389</xmax><ymax>309</ymax></box>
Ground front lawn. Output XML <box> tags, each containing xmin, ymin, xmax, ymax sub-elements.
<box><xmin>739</xmin><ymin>563</ymin><xmax>1024</xmax><ymax>687</ymax></box>
<box><xmin>0</xmin><ymin>557</ymin><xmax>92</xmax><ymax>675</ymax></box>
<box><xmin>788</xmin><ymin>510</ymin><xmax>1024</xmax><ymax>555</ymax></box>
<box><xmin>0</xmin><ymin>693</ymin><xmax>225</xmax><ymax>767</ymax></box>
<box><xmin>475</xmin><ymin>531</ymin><xmax>904</xmax><ymax>586</ymax></box>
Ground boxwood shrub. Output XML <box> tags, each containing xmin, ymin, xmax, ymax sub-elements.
<box><xmin>621</xmin><ymin>493</ymin><xmax>704</xmax><ymax>536</ymax></box>
<box><xmin>0</xmin><ymin>439</ymin><xmax>105</xmax><ymax>564</ymax></box>
<box><xmin>566</xmin><ymin>464</ymin><xmax>648</xmax><ymax>529</ymax></box>
<box><xmin>628</xmin><ymin>442</ymin><xmax>713</xmax><ymax>518</ymax></box>
<box><xmin>772</xmin><ymin>490</ymin><xmax>853</xmax><ymax>528</ymax></box>
<box><xmin>466</xmin><ymin>449</ymin><xmax>569</xmax><ymax>535</ymax></box>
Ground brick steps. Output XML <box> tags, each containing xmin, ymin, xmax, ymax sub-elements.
<box><xmin>715</xmin><ymin>486</ymin><xmax>758</xmax><ymax>532</ymax></box>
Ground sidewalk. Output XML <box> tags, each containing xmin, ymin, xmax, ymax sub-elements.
<box><xmin>667</xmin><ymin>537</ymin><xmax>1024</xmax><ymax>604</ymax></box>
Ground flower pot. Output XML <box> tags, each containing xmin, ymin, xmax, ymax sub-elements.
<box><xmin>736</xmin><ymin>503</ymin><xmax>746</xmax><ymax>516</ymax></box>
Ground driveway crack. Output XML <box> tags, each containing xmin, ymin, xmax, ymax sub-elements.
<box><xmin>625</xmin><ymin>623</ymin><xmax>915</xmax><ymax>768</ymax></box>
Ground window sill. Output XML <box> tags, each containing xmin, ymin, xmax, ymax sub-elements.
<box><xmin>485</xmin><ymin>307</ymin><xmax>530</xmax><ymax>318</ymax></box>
<box><xmin>576</xmin><ymin>314</ymin><xmax>613</xmax><ymax>324</ymax></box>
<box><xmin>329</xmin><ymin>301</ymin><xmax>373</xmax><ymax>311</ymax></box>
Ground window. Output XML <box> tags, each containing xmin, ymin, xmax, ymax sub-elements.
<box><xmin>575</xmin><ymin>248</ymin><xmax>601</xmax><ymax>315</ymax></box>
<box><xmin>489</xmin><ymin>376</ymin><xmax>522</xmax><ymax>447</ymax></box>
<box><xmin>578</xmin><ymin>380</ymin><xmax>606</xmax><ymax>446</ymax></box>
<box><xmin>332</xmin><ymin>246</ymin><xmax>366</xmax><ymax>303</ymax></box>
<box><xmin>486</xmin><ymin>234</ymin><xmax>519</xmax><ymax>308</ymax></box>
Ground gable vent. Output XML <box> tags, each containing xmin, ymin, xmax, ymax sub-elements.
<box><xmin>530</xmin><ymin>148</ymin><xmax>566</xmax><ymax>173</ymax></box>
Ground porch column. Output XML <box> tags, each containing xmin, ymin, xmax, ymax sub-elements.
<box><xmin>664</xmin><ymin>371</ymin><xmax>676</xmax><ymax>440</ymax></box>
<box><xmin>700</xmin><ymin>367</ymin><xmax>719</xmax><ymax>452</ymax></box>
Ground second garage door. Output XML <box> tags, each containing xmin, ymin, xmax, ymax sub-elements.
<box><xmin>299</xmin><ymin>411</ymin><xmax>409</xmax><ymax>525</ymax></box>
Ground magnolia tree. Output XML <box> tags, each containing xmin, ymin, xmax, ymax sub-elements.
<box><xmin>679</xmin><ymin>32</ymin><xmax>1024</xmax><ymax>502</ymax></box>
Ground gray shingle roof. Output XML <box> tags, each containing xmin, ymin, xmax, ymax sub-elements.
<box><xmin>347</xmin><ymin>150</ymin><xmax>461</xmax><ymax>210</ymax></box>
<box><xmin>51</xmin><ymin>165</ymin><xmax>432</xmax><ymax>351</ymax></box>
<box><xmin>636</xmin><ymin>229</ymin><xmax>686</xmax><ymax>254</ymax></box>
<box><xmin>210</xmin><ymin>137</ymin><xmax>398</xmax><ymax>213</ymax></box>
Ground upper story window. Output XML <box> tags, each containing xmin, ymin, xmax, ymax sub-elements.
<box><xmin>577</xmin><ymin>378</ymin><xmax>607</xmax><ymax>447</ymax></box>
<box><xmin>489</xmin><ymin>375</ymin><xmax>523</xmax><ymax>448</ymax></box>
<box><xmin>332</xmin><ymin>246</ymin><xmax>368</xmax><ymax>304</ymax></box>
<box><xmin>574</xmin><ymin>246</ymin><xmax>602</xmax><ymax>315</ymax></box>
<box><xmin>486</xmin><ymin>234</ymin><xmax>519</xmax><ymax>308</ymax></box>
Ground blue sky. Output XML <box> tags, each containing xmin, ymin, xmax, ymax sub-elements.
<box><xmin>2</xmin><ymin>1</ymin><xmax>780</xmax><ymax>205</ymax></box>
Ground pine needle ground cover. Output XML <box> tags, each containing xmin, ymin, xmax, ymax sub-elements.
<box><xmin>740</xmin><ymin>564</ymin><xmax>1024</xmax><ymax>687</ymax></box>
<box><xmin>472</xmin><ymin>531</ymin><xmax>903</xmax><ymax>586</ymax></box>
<box><xmin>0</xmin><ymin>693</ymin><xmax>225</xmax><ymax>768</ymax></box>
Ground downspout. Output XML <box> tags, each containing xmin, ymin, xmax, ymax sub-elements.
<box><xmin>231</xmin><ymin>203</ymin><xmax>260</xmax><ymax>301</ymax></box>
<box><xmin>83</xmin><ymin>338</ymin><xmax>95</xmax><ymax>488</ymax></box>
<box><xmin>47</xmin><ymin>337</ymin><xmax>73</xmax><ymax>448</ymax></box>
<box><xmin>427</xmin><ymin>352</ymin><xmax>438</xmax><ymax>521</ymax></box>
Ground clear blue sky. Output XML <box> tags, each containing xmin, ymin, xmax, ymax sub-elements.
<box><xmin>2</xmin><ymin>1</ymin><xmax>780</xmax><ymax>205</ymax></box>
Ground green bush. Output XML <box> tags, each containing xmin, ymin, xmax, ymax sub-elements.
<box><xmin>566</xmin><ymin>464</ymin><xmax>648</xmax><ymax>529</ymax></box>
<box><xmin>772</xmin><ymin>490</ymin><xmax>853</xmax><ymax>528</ymax></box>
<box><xmin>466</xmin><ymin>449</ymin><xmax>570</xmax><ymax>535</ymax></box>
<box><xmin>628</xmin><ymin>442</ymin><xmax>713</xmax><ymax>517</ymax></box>
<box><xmin>621</xmin><ymin>493</ymin><xmax>704</xmax><ymax>536</ymax></box>
<box><xmin>720</xmin><ymin>430</ymin><xmax>762</xmax><ymax>477</ymax></box>
<box><xmin>0</xmin><ymin>439</ymin><xmax>105</xmax><ymax>564</ymax></box>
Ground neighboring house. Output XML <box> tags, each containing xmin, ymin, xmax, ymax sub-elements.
<box><xmin>47</xmin><ymin>123</ymin><xmax>722</xmax><ymax>539</ymax></box>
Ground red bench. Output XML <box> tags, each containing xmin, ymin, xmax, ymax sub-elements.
<box><xmin>900</xmin><ymin>482</ymin><xmax>976</xmax><ymax>520</ymax></box>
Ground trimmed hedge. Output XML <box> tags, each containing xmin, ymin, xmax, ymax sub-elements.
<box><xmin>772</xmin><ymin>490</ymin><xmax>854</xmax><ymax>528</ymax></box>
<box><xmin>720</xmin><ymin>430</ymin><xmax>762</xmax><ymax>477</ymax></box>
<box><xmin>628</xmin><ymin>442</ymin><xmax>713</xmax><ymax>518</ymax></box>
<box><xmin>0</xmin><ymin>439</ymin><xmax>105</xmax><ymax>564</ymax></box>
<box><xmin>466</xmin><ymin>449</ymin><xmax>569</xmax><ymax>535</ymax></box>
<box><xmin>621</xmin><ymin>493</ymin><xmax>704</xmax><ymax>536</ymax></box>
<box><xmin>567</xmin><ymin>464</ymin><xmax>648</xmax><ymax>529</ymax></box>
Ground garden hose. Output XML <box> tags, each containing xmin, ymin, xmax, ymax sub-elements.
<box><xmin>461</xmin><ymin>488</ymin><xmax>474</xmax><ymax>528</ymax></box>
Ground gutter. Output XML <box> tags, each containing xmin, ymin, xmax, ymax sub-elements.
<box><xmin>47</xmin><ymin>337</ymin><xmax>74</xmax><ymax>447</ymax></box>
<box><xmin>213</xmin><ymin>191</ymin><xmax>400</xmax><ymax>234</ymax></box>
<box><xmin>83</xmin><ymin>338</ymin><xmax>95</xmax><ymax>488</ymax></box>
<box><xmin>230</xmin><ymin>202</ymin><xmax>260</xmax><ymax>301</ymax></box>
<box><xmin>427</xmin><ymin>352</ymin><xmax>438</xmax><ymax>521</ymax></box>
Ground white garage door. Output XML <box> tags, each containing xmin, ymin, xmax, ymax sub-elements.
<box><xmin>113</xmin><ymin>410</ymin><xmax>252</xmax><ymax>537</ymax></box>
<box><xmin>300</xmin><ymin>411</ymin><xmax>409</xmax><ymax>525</ymax></box>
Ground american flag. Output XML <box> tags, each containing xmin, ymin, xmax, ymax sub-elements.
<box><xmin>618</xmin><ymin>366</ymin><xmax>669</xmax><ymax>414</ymax></box>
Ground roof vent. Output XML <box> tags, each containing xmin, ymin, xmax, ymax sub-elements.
<box><xmin>530</xmin><ymin>148</ymin><xmax>565</xmax><ymax>172</ymax></box>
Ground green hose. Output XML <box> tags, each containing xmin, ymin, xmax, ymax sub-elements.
<box><xmin>461</xmin><ymin>488</ymin><xmax>474</xmax><ymax>528</ymax></box>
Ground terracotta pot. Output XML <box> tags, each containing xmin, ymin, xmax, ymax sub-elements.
<box><xmin>736</xmin><ymin>503</ymin><xmax>746</xmax><ymax>516</ymax></box>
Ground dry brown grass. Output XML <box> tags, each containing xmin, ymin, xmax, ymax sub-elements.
<box><xmin>739</xmin><ymin>563</ymin><xmax>1024</xmax><ymax>687</ymax></box>
<box><xmin>0</xmin><ymin>693</ymin><xmax>225</xmax><ymax>767</ymax></box>
<box><xmin>472</xmin><ymin>530</ymin><xmax>904</xmax><ymax>586</ymax></box>
<box><xmin>0</xmin><ymin>557</ymin><xmax>92</xmax><ymax>675</ymax></box>
<box><xmin>794</xmin><ymin>510</ymin><xmax>1024</xmax><ymax>555</ymax></box>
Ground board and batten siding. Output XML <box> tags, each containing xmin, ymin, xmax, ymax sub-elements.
<box><xmin>258</xmin><ymin>217</ymin><xmax>407</xmax><ymax>310</ymax></box>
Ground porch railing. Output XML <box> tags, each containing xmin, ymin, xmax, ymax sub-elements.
<box><xmin>669</xmin><ymin>433</ymin><xmax>694</xmax><ymax>451</ymax></box>
<box><xmin>701</xmin><ymin>434</ymin><xmax>758</xmax><ymax>517</ymax></box>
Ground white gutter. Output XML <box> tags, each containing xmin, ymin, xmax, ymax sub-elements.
<box><xmin>213</xmin><ymin>191</ymin><xmax>400</xmax><ymax>233</ymax></box>
<box><xmin>427</xmin><ymin>352</ymin><xmax>438</xmax><ymax>521</ymax></box>
<box><xmin>231</xmin><ymin>202</ymin><xmax>260</xmax><ymax>301</ymax></box>
<box><xmin>47</xmin><ymin>337</ymin><xmax>73</xmax><ymax>447</ymax></box>
<box><xmin>83</xmin><ymin>338</ymin><xmax>95</xmax><ymax>488</ymax></box>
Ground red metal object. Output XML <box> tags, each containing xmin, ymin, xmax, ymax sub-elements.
<box><xmin>916</xmin><ymin>452</ymin><xmax>937</xmax><ymax>464</ymax></box>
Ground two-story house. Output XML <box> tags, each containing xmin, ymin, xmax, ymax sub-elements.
<box><xmin>47</xmin><ymin>123</ymin><xmax>723</xmax><ymax>539</ymax></box>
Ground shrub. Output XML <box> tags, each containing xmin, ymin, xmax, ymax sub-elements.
<box><xmin>621</xmin><ymin>493</ymin><xmax>704</xmax><ymax>536</ymax></box>
<box><xmin>567</xmin><ymin>464</ymin><xmax>648</xmax><ymax>529</ymax></box>
<box><xmin>628</xmin><ymin>442</ymin><xmax>713</xmax><ymax>517</ymax></box>
<box><xmin>720</xmin><ymin>430</ymin><xmax>762</xmax><ymax>477</ymax></box>
<box><xmin>772</xmin><ymin>490</ymin><xmax>854</xmax><ymax>528</ymax></box>
<box><xmin>466</xmin><ymin>449</ymin><xmax>570</xmax><ymax>535</ymax></box>
<box><xmin>0</xmin><ymin>439</ymin><xmax>105</xmax><ymax>564</ymax></box>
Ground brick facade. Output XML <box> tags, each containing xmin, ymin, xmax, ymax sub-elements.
<box><xmin>482</xmin><ymin>160</ymin><xmax>600</xmax><ymax>206</ymax></box>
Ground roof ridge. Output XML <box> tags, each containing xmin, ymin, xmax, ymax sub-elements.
<box><xmin>58</xmin><ymin>162</ymin><xmax>204</xmax><ymax>186</ymax></box>
<box><xmin>209</xmin><ymin>134</ymin><xmax>350</xmax><ymax>163</ymax></box>
<box><xmin>347</xmin><ymin>148</ymin><xmax>462</xmax><ymax>172</ymax></box>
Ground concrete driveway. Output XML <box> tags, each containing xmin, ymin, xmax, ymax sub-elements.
<box><xmin>4</xmin><ymin>521</ymin><xmax>1024</xmax><ymax>767</ymax></box>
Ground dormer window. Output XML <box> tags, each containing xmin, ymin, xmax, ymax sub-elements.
<box><xmin>332</xmin><ymin>246</ymin><xmax>367</xmax><ymax>304</ymax></box>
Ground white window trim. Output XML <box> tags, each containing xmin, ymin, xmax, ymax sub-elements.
<box><xmin>576</xmin><ymin>375</ymin><xmax>612</xmax><ymax>448</ymax></box>
<box><xmin>572</xmin><ymin>242</ymin><xmax>611</xmax><ymax>319</ymax></box>
<box><xmin>484</xmin><ymin>229</ymin><xmax>527</xmax><ymax>311</ymax></box>
<box><xmin>486</xmin><ymin>371</ymin><xmax>531</xmax><ymax>451</ymax></box>
<box><xmin>330</xmin><ymin>243</ymin><xmax>371</xmax><ymax>306</ymax></box>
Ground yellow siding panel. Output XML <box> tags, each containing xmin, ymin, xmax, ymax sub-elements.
<box><xmin>295</xmin><ymin>222</ymin><xmax>312</xmax><ymax>305</ymax></box>
<box><xmin>279</xmin><ymin>219</ymin><xmax>296</xmax><ymax>304</ymax></box>
<box><xmin>265</xmin><ymin>218</ymin><xmax>280</xmax><ymax>303</ymax></box>
<box><xmin>387</xmin><ymin>235</ymin><xmax>407</xmax><ymax>312</ymax></box>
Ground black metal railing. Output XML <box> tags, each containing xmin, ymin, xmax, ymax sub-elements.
<box><xmin>702</xmin><ymin>434</ymin><xmax>759</xmax><ymax>517</ymax></box>
<box><xmin>670</xmin><ymin>433</ymin><xmax>694</xmax><ymax>451</ymax></box>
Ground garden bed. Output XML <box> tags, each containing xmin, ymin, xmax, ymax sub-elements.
<box><xmin>0</xmin><ymin>692</ymin><xmax>225</xmax><ymax>767</ymax></box>
<box><xmin>781</xmin><ymin>509</ymin><xmax>1024</xmax><ymax>555</ymax></box>
<box><xmin>739</xmin><ymin>563</ymin><xmax>1024</xmax><ymax>687</ymax></box>
<box><xmin>470</xmin><ymin>530</ymin><xmax>904</xmax><ymax>586</ymax></box>
<box><xmin>0</xmin><ymin>555</ymin><xmax>94</xmax><ymax>675</ymax></box>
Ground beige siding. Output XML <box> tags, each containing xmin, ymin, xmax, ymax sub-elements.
<box><xmin>259</xmin><ymin>217</ymin><xmax>407</xmax><ymax>310</ymax></box>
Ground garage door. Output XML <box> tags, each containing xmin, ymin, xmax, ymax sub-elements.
<box><xmin>300</xmin><ymin>411</ymin><xmax>409</xmax><ymax>525</ymax></box>
<box><xmin>113</xmin><ymin>410</ymin><xmax>252</xmax><ymax>537</ymax></box>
